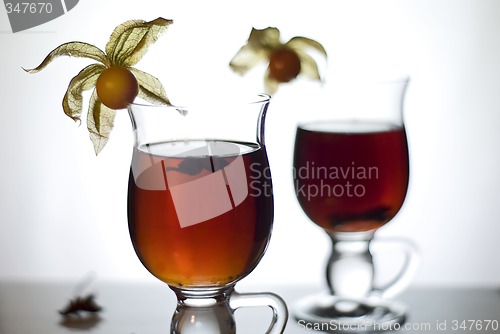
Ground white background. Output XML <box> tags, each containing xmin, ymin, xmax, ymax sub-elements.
<box><xmin>0</xmin><ymin>0</ymin><xmax>499</xmax><ymax>289</ymax></box>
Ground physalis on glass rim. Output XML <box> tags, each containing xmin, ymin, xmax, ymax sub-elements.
<box><xmin>229</xmin><ymin>27</ymin><xmax>327</xmax><ymax>95</ymax></box>
<box><xmin>25</xmin><ymin>18</ymin><xmax>173</xmax><ymax>154</ymax></box>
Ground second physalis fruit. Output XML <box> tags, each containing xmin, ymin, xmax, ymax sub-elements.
<box><xmin>24</xmin><ymin>18</ymin><xmax>173</xmax><ymax>155</ymax></box>
<box><xmin>229</xmin><ymin>27</ymin><xmax>327</xmax><ymax>95</ymax></box>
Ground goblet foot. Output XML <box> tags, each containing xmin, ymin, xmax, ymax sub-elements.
<box><xmin>293</xmin><ymin>293</ymin><xmax>406</xmax><ymax>333</ymax></box>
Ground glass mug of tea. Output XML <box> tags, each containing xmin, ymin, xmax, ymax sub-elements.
<box><xmin>127</xmin><ymin>94</ymin><xmax>288</xmax><ymax>333</ymax></box>
<box><xmin>292</xmin><ymin>75</ymin><xmax>418</xmax><ymax>332</ymax></box>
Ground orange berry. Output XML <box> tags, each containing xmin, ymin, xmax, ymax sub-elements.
<box><xmin>96</xmin><ymin>67</ymin><xmax>139</xmax><ymax>109</ymax></box>
<box><xmin>268</xmin><ymin>48</ymin><xmax>301</xmax><ymax>83</ymax></box>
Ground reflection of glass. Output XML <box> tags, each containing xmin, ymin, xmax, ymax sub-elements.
<box><xmin>292</xmin><ymin>77</ymin><xmax>418</xmax><ymax>332</ymax></box>
<box><xmin>127</xmin><ymin>95</ymin><xmax>287</xmax><ymax>334</ymax></box>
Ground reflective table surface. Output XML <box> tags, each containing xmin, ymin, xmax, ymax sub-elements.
<box><xmin>0</xmin><ymin>280</ymin><xmax>498</xmax><ymax>333</ymax></box>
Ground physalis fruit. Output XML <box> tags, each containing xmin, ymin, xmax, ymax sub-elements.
<box><xmin>230</xmin><ymin>27</ymin><xmax>327</xmax><ymax>95</ymax></box>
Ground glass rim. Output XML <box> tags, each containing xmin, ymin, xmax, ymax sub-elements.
<box><xmin>374</xmin><ymin>74</ymin><xmax>410</xmax><ymax>85</ymax></box>
<box><xmin>128</xmin><ymin>93</ymin><xmax>271</xmax><ymax>110</ymax></box>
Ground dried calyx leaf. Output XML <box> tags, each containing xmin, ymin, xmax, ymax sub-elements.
<box><xmin>107</xmin><ymin>18</ymin><xmax>172</xmax><ymax>67</ymax></box>
<box><xmin>87</xmin><ymin>91</ymin><xmax>116</xmax><ymax>154</ymax></box>
<box><xmin>23</xmin><ymin>42</ymin><xmax>108</xmax><ymax>74</ymax></box>
<box><xmin>130</xmin><ymin>67</ymin><xmax>170</xmax><ymax>105</ymax></box>
<box><xmin>63</xmin><ymin>64</ymin><xmax>105</xmax><ymax>122</ymax></box>
<box><xmin>286</xmin><ymin>36</ymin><xmax>327</xmax><ymax>58</ymax></box>
<box><xmin>229</xmin><ymin>27</ymin><xmax>279</xmax><ymax>76</ymax></box>
<box><xmin>24</xmin><ymin>17</ymin><xmax>173</xmax><ymax>155</ymax></box>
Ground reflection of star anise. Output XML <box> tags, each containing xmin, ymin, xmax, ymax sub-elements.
<box><xmin>59</xmin><ymin>313</ymin><xmax>102</xmax><ymax>331</ymax></box>
<box><xmin>59</xmin><ymin>294</ymin><xmax>102</xmax><ymax>316</ymax></box>
<box><xmin>167</xmin><ymin>157</ymin><xmax>232</xmax><ymax>176</ymax></box>
<box><xmin>330</xmin><ymin>206</ymin><xmax>391</xmax><ymax>231</ymax></box>
<box><xmin>331</xmin><ymin>206</ymin><xmax>391</xmax><ymax>226</ymax></box>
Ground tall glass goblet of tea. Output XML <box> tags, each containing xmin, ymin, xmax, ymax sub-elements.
<box><xmin>292</xmin><ymin>76</ymin><xmax>417</xmax><ymax>332</ymax></box>
<box><xmin>127</xmin><ymin>95</ymin><xmax>287</xmax><ymax>334</ymax></box>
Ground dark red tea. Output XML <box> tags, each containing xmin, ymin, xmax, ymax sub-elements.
<box><xmin>293</xmin><ymin>121</ymin><xmax>409</xmax><ymax>233</ymax></box>
<box><xmin>128</xmin><ymin>140</ymin><xmax>273</xmax><ymax>288</ymax></box>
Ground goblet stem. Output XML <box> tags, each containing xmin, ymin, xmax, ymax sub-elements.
<box><xmin>170</xmin><ymin>285</ymin><xmax>288</xmax><ymax>334</ymax></box>
<box><xmin>326</xmin><ymin>231</ymin><xmax>376</xmax><ymax>301</ymax></box>
<box><xmin>171</xmin><ymin>286</ymin><xmax>236</xmax><ymax>334</ymax></box>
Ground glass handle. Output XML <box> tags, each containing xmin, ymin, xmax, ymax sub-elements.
<box><xmin>230</xmin><ymin>291</ymin><xmax>289</xmax><ymax>334</ymax></box>
<box><xmin>371</xmin><ymin>237</ymin><xmax>420</xmax><ymax>299</ymax></box>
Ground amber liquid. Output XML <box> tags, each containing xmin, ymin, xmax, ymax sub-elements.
<box><xmin>127</xmin><ymin>140</ymin><xmax>273</xmax><ymax>288</ymax></box>
<box><xmin>293</xmin><ymin>121</ymin><xmax>409</xmax><ymax>233</ymax></box>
